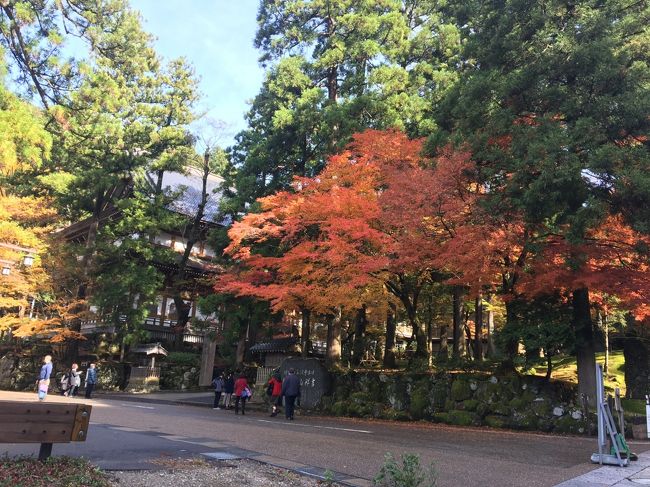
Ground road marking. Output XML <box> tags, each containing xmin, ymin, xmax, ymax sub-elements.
<box><xmin>110</xmin><ymin>426</ymin><xmax>144</xmax><ymax>433</ymax></box>
<box><xmin>120</xmin><ymin>403</ymin><xmax>155</xmax><ymax>409</ymax></box>
<box><xmin>256</xmin><ymin>419</ymin><xmax>372</xmax><ymax>434</ymax></box>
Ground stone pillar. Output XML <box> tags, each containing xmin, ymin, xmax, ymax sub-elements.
<box><xmin>198</xmin><ymin>331</ymin><xmax>217</xmax><ymax>387</ymax></box>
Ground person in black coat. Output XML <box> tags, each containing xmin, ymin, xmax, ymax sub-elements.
<box><xmin>223</xmin><ymin>372</ymin><xmax>235</xmax><ymax>409</ymax></box>
<box><xmin>281</xmin><ymin>368</ymin><xmax>301</xmax><ymax>420</ymax></box>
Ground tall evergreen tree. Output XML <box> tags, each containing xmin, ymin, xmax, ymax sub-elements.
<box><xmin>435</xmin><ymin>0</ymin><xmax>650</xmax><ymax>400</ymax></box>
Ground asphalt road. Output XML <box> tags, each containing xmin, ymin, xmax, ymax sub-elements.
<box><xmin>2</xmin><ymin>391</ymin><xmax>648</xmax><ymax>487</ymax></box>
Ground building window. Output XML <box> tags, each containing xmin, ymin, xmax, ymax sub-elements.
<box><xmin>1</xmin><ymin>267</ymin><xmax>10</xmax><ymax>276</ymax></box>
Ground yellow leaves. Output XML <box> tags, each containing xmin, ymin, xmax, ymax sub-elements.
<box><xmin>0</xmin><ymin>192</ymin><xmax>59</xmax><ymax>338</ymax></box>
<box><xmin>0</xmin><ymin>221</ymin><xmax>41</xmax><ymax>249</ymax></box>
<box><xmin>9</xmin><ymin>299</ymin><xmax>89</xmax><ymax>343</ymax></box>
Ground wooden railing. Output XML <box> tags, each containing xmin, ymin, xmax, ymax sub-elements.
<box><xmin>80</xmin><ymin>317</ymin><xmax>204</xmax><ymax>344</ymax></box>
<box><xmin>130</xmin><ymin>366</ymin><xmax>161</xmax><ymax>380</ymax></box>
<box><xmin>126</xmin><ymin>366</ymin><xmax>161</xmax><ymax>392</ymax></box>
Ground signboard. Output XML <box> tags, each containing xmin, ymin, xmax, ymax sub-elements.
<box><xmin>280</xmin><ymin>358</ymin><xmax>330</xmax><ymax>409</ymax></box>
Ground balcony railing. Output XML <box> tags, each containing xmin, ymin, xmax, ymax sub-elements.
<box><xmin>80</xmin><ymin>317</ymin><xmax>204</xmax><ymax>344</ymax></box>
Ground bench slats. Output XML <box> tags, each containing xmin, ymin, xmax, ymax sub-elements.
<box><xmin>0</xmin><ymin>401</ymin><xmax>92</xmax><ymax>444</ymax></box>
<box><xmin>0</xmin><ymin>402</ymin><xmax>77</xmax><ymax>416</ymax></box>
<box><xmin>0</xmin><ymin>423</ymin><xmax>73</xmax><ymax>443</ymax></box>
<box><xmin>0</xmin><ymin>413</ymin><xmax>76</xmax><ymax>423</ymax></box>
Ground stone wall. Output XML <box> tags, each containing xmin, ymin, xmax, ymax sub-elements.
<box><xmin>0</xmin><ymin>351</ymin><xmax>201</xmax><ymax>392</ymax></box>
<box><xmin>0</xmin><ymin>353</ymin><xmax>42</xmax><ymax>391</ymax></box>
<box><xmin>0</xmin><ymin>353</ymin><xmax>125</xmax><ymax>392</ymax></box>
<box><xmin>159</xmin><ymin>363</ymin><xmax>200</xmax><ymax>390</ymax></box>
<box><xmin>322</xmin><ymin>370</ymin><xmax>593</xmax><ymax>435</ymax></box>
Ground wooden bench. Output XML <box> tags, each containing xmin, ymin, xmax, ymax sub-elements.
<box><xmin>0</xmin><ymin>401</ymin><xmax>92</xmax><ymax>461</ymax></box>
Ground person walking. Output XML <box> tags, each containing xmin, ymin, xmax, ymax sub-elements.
<box><xmin>37</xmin><ymin>355</ymin><xmax>53</xmax><ymax>401</ymax></box>
<box><xmin>223</xmin><ymin>372</ymin><xmax>234</xmax><ymax>409</ymax></box>
<box><xmin>85</xmin><ymin>363</ymin><xmax>97</xmax><ymax>399</ymax></box>
<box><xmin>212</xmin><ymin>373</ymin><xmax>224</xmax><ymax>409</ymax></box>
<box><xmin>233</xmin><ymin>373</ymin><xmax>249</xmax><ymax>415</ymax></box>
<box><xmin>59</xmin><ymin>370</ymin><xmax>70</xmax><ymax>396</ymax></box>
<box><xmin>282</xmin><ymin>368</ymin><xmax>301</xmax><ymax>420</ymax></box>
<box><xmin>267</xmin><ymin>370</ymin><xmax>283</xmax><ymax>417</ymax></box>
<box><xmin>66</xmin><ymin>363</ymin><xmax>81</xmax><ymax>397</ymax></box>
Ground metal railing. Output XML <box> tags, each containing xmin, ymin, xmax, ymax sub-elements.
<box><xmin>255</xmin><ymin>366</ymin><xmax>275</xmax><ymax>385</ymax></box>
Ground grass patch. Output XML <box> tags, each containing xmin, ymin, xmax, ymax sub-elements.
<box><xmin>621</xmin><ymin>399</ymin><xmax>646</xmax><ymax>416</ymax></box>
<box><xmin>530</xmin><ymin>351</ymin><xmax>626</xmax><ymax>395</ymax></box>
<box><xmin>0</xmin><ymin>456</ymin><xmax>111</xmax><ymax>487</ymax></box>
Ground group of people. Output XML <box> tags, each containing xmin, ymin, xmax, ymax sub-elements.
<box><xmin>211</xmin><ymin>371</ymin><xmax>252</xmax><ymax>415</ymax></box>
<box><xmin>59</xmin><ymin>362</ymin><xmax>97</xmax><ymax>398</ymax></box>
<box><xmin>36</xmin><ymin>355</ymin><xmax>98</xmax><ymax>401</ymax></box>
<box><xmin>211</xmin><ymin>368</ymin><xmax>301</xmax><ymax>420</ymax></box>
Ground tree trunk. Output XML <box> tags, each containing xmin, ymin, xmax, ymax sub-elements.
<box><xmin>486</xmin><ymin>294</ymin><xmax>496</xmax><ymax>357</ymax></box>
<box><xmin>427</xmin><ymin>316</ymin><xmax>435</xmax><ymax>358</ymax></box>
<box><xmin>623</xmin><ymin>315</ymin><xmax>649</xmax><ymax>399</ymax></box>
<box><xmin>119</xmin><ymin>337</ymin><xmax>126</xmax><ymax>363</ymax></box>
<box><xmin>545</xmin><ymin>355</ymin><xmax>553</xmax><ymax>381</ymax></box>
<box><xmin>452</xmin><ymin>286</ymin><xmax>464</xmax><ymax>359</ymax></box>
<box><xmin>301</xmin><ymin>308</ymin><xmax>311</xmax><ymax>357</ymax></box>
<box><xmin>438</xmin><ymin>323</ymin><xmax>449</xmax><ymax>361</ymax></box>
<box><xmin>326</xmin><ymin>308</ymin><xmax>342</xmax><ymax>368</ymax></box>
<box><xmin>573</xmin><ymin>287</ymin><xmax>597</xmax><ymax>406</ymax></box>
<box><xmin>383</xmin><ymin>303</ymin><xmax>397</xmax><ymax>369</ymax></box>
<box><xmin>235</xmin><ymin>335</ymin><xmax>246</xmax><ymax>367</ymax></box>
<box><xmin>464</xmin><ymin>322</ymin><xmax>474</xmax><ymax>360</ymax></box>
<box><xmin>172</xmin><ymin>296</ymin><xmax>192</xmax><ymax>350</ymax></box>
<box><xmin>351</xmin><ymin>305</ymin><xmax>367</xmax><ymax>366</ymax></box>
<box><xmin>500</xmin><ymin>300</ymin><xmax>520</xmax><ymax>370</ymax></box>
<box><xmin>474</xmin><ymin>295</ymin><xmax>483</xmax><ymax>361</ymax></box>
<box><xmin>601</xmin><ymin>312</ymin><xmax>609</xmax><ymax>375</ymax></box>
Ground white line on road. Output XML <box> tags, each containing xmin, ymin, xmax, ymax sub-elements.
<box><xmin>256</xmin><ymin>419</ymin><xmax>372</xmax><ymax>434</ymax></box>
<box><xmin>120</xmin><ymin>403</ymin><xmax>155</xmax><ymax>409</ymax></box>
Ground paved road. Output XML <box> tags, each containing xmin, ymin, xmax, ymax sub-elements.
<box><xmin>1</xmin><ymin>391</ymin><xmax>648</xmax><ymax>487</ymax></box>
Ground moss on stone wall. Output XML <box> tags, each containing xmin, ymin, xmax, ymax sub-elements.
<box><xmin>323</xmin><ymin>369</ymin><xmax>594</xmax><ymax>435</ymax></box>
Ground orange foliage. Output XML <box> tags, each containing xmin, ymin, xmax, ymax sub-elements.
<box><xmin>219</xmin><ymin>128</ymin><xmax>649</xmax><ymax>326</ymax></box>
<box><xmin>520</xmin><ymin>216</ymin><xmax>650</xmax><ymax>320</ymax></box>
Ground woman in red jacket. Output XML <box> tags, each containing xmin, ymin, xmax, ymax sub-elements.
<box><xmin>233</xmin><ymin>373</ymin><xmax>250</xmax><ymax>415</ymax></box>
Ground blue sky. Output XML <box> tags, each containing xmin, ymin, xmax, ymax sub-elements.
<box><xmin>134</xmin><ymin>1</ymin><xmax>265</xmax><ymax>145</ymax></box>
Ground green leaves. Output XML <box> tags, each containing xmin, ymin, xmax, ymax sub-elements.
<box><xmin>436</xmin><ymin>0</ymin><xmax>650</xmax><ymax>236</ymax></box>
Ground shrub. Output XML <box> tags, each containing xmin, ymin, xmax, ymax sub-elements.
<box><xmin>373</xmin><ymin>453</ymin><xmax>437</xmax><ymax>487</ymax></box>
<box><xmin>447</xmin><ymin>410</ymin><xmax>475</xmax><ymax>426</ymax></box>
<box><xmin>0</xmin><ymin>456</ymin><xmax>111</xmax><ymax>487</ymax></box>
<box><xmin>165</xmin><ymin>352</ymin><xmax>200</xmax><ymax>366</ymax></box>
